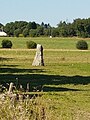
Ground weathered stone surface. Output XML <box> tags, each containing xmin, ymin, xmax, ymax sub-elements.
<box><xmin>32</xmin><ymin>44</ymin><xmax>44</xmax><ymax>66</ymax></box>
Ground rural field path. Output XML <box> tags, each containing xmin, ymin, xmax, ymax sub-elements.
<box><xmin>44</xmin><ymin>49</ymin><xmax>90</xmax><ymax>52</ymax></box>
<box><xmin>0</xmin><ymin>48</ymin><xmax>90</xmax><ymax>52</ymax></box>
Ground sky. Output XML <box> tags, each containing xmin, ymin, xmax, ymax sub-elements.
<box><xmin>0</xmin><ymin>0</ymin><xmax>90</xmax><ymax>27</ymax></box>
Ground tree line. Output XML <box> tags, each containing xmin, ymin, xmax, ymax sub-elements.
<box><xmin>0</xmin><ymin>18</ymin><xmax>90</xmax><ymax>38</ymax></box>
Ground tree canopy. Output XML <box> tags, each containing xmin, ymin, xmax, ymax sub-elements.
<box><xmin>0</xmin><ymin>18</ymin><xmax>90</xmax><ymax>38</ymax></box>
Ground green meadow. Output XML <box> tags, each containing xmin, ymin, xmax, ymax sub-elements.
<box><xmin>0</xmin><ymin>37</ymin><xmax>90</xmax><ymax>119</ymax></box>
<box><xmin>0</xmin><ymin>37</ymin><xmax>90</xmax><ymax>49</ymax></box>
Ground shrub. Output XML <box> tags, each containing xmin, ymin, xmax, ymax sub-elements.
<box><xmin>1</xmin><ymin>39</ymin><xmax>13</xmax><ymax>48</ymax></box>
<box><xmin>26</xmin><ymin>41</ymin><xmax>37</xmax><ymax>49</ymax></box>
<box><xmin>19</xmin><ymin>34</ymin><xmax>24</xmax><ymax>37</ymax></box>
<box><xmin>76</xmin><ymin>40</ymin><xmax>88</xmax><ymax>50</ymax></box>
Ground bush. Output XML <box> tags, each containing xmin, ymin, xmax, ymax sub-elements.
<box><xmin>26</xmin><ymin>41</ymin><xmax>37</xmax><ymax>49</ymax></box>
<box><xmin>1</xmin><ymin>39</ymin><xmax>13</xmax><ymax>48</ymax></box>
<box><xmin>19</xmin><ymin>34</ymin><xmax>24</xmax><ymax>37</ymax></box>
<box><xmin>76</xmin><ymin>40</ymin><xmax>88</xmax><ymax>50</ymax></box>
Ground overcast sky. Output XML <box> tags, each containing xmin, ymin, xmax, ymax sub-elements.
<box><xmin>0</xmin><ymin>0</ymin><xmax>90</xmax><ymax>26</ymax></box>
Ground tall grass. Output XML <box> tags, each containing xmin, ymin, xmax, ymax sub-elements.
<box><xmin>0</xmin><ymin>90</ymin><xmax>90</xmax><ymax>120</ymax></box>
<box><xmin>0</xmin><ymin>95</ymin><xmax>57</xmax><ymax>120</ymax></box>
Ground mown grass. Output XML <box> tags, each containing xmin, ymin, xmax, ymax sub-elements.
<box><xmin>0</xmin><ymin>37</ymin><xmax>90</xmax><ymax>119</ymax></box>
<box><xmin>0</xmin><ymin>37</ymin><xmax>90</xmax><ymax>49</ymax></box>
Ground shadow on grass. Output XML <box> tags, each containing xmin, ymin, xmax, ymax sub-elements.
<box><xmin>0</xmin><ymin>71</ymin><xmax>90</xmax><ymax>92</ymax></box>
<box><xmin>43</xmin><ymin>86</ymin><xmax>80</xmax><ymax>92</ymax></box>
<box><xmin>0</xmin><ymin>62</ymin><xmax>90</xmax><ymax>91</ymax></box>
<box><xmin>0</xmin><ymin>67</ymin><xmax>44</xmax><ymax>73</ymax></box>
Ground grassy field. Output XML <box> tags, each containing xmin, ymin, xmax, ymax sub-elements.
<box><xmin>0</xmin><ymin>37</ymin><xmax>90</xmax><ymax>119</ymax></box>
<box><xmin>0</xmin><ymin>37</ymin><xmax>90</xmax><ymax>49</ymax></box>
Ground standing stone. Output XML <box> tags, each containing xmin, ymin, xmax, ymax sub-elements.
<box><xmin>32</xmin><ymin>44</ymin><xmax>44</xmax><ymax>66</ymax></box>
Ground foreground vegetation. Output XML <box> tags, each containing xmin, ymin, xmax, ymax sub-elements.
<box><xmin>0</xmin><ymin>37</ymin><xmax>90</xmax><ymax>119</ymax></box>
